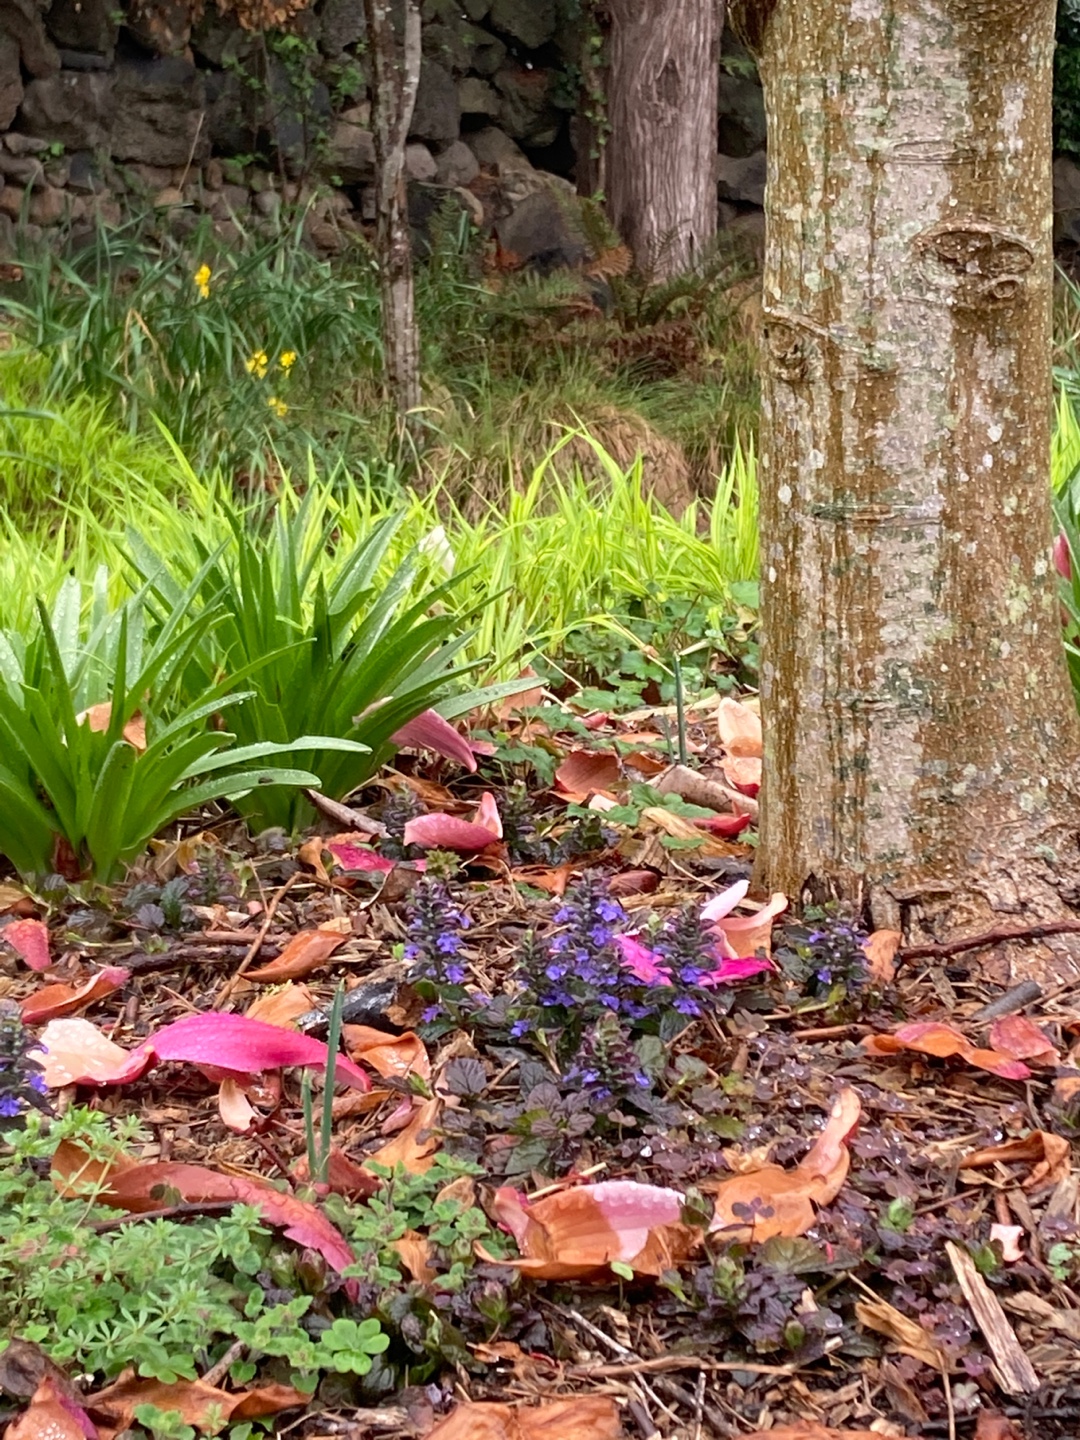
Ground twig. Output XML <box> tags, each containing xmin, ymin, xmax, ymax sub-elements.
<box><xmin>88</xmin><ymin>1200</ymin><xmax>239</xmax><ymax>1232</ymax></box>
<box><xmin>201</xmin><ymin>1339</ymin><xmax>246</xmax><ymax>1388</ymax></box>
<box><xmin>967</xmin><ymin>981</ymin><xmax>1044</xmax><ymax>1022</ymax></box>
<box><xmin>302</xmin><ymin>789</ymin><xmax>387</xmax><ymax>837</ymax></box>
<box><xmin>901</xmin><ymin>919</ymin><xmax>1080</xmax><ymax>961</ymax></box>
<box><xmin>566</xmin><ymin>1356</ymin><xmax>799</xmax><ymax>1378</ymax></box>
<box><xmin>213</xmin><ymin>873</ymin><xmax>298</xmax><ymax>1009</ymax></box>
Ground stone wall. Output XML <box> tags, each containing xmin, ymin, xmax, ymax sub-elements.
<box><xmin>0</xmin><ymin>0</ymin><xmax>767</xmax><ymax>258</ymax></box>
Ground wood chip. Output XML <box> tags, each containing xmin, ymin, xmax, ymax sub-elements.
<box><xmin>945</xmin><ymin>1240</ymin><xmax>1040</xmax><ymax>1394</ymax></box>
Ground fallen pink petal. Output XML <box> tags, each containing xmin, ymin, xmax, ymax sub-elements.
<box><xmin>614</xmin><ymin>934</ymin><xmax>673</xmax><ymax>984</ymax></box>
<box><xmin>392</xmin><ymin>710</ymin><xmax>477</xmax><ymax>771</ymax></box>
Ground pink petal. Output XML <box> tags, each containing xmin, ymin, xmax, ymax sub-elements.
<box><xmin>5</xmin><ymin>917</ymin><xmax>51</xmax><ymax>971</ymax></box>
<box><xmin>33</xmin><ymin>1019</ymin><xmax>154</xmax><ymax>1087</ymax></box>
<box><xmin>699</xmin><ymin>879</ymin><xmax>749</xmax><ymax>923</ymax></box>
<box><xmin>693</xmin><ymin>813</ymin><xmax>751</xmax><ymax>838</ymax></box>
<box><xmin>614</xmin><ymin>934</ymin><xmax>672</xmax><ymax>985</ymax></box>
<box><xmin>589</xmin><ymin>1180</ymin><xmax>687</xmax><ymax>1259</ymax></box>
<box><xmin>699</xmin><ymin>956</ymin><xmax>774</xmax><ymax>986</ymax></box>
<box><xmin>474</xmin><ymin>791</ymin><xmax>503</xmax><ymax>839</ymax></box>
<box><xmin>709</xmin><ymin>892</ymin><xmax>788</xmax><ymax>958</ymax></box>
<box><xmin>325</xmin><ymin>840</ymin><xmax>396</xmax><ymax>873</ymax></box>
<box><xmin>403</xmin><ymin>812</ymin><xmax>501</xmax><ymax>852</ymax></box>
<box><xmin>1054</xmin><ymin>532</ymin><xmax>1072</xmax><ymax>581</ymax></box>
<box><xmin>219</xmin><ymin>1077</ymin><xmax>259</xmax><ymax>1133</ymax></box>
<box><xmin>990</xmin><ymin>1223</ymin><xmax>1024</xmax><ymax>1262</ymax></box>
<box><xmin>151</xmin><ymin>1013</ymin><xmax>370</xmax><ymax>1090</ymax></box>
<box><xmin>392</xmin><ymin>711</ymin><xmax>477</xmax><ymax>772</ymax></box>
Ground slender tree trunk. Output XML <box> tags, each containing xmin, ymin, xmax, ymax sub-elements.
<box><xmin>606</xmin><ymin>0</ymin><xmax>722</xmax><ymax>278</ymax></box>
<box><xmin>751</xmin><ymin>0</ymin><xmax>1080</xmax><ymax>956</ymax></box>
<box><xmin>363</xmin><ymin>0</ymin><xmax>421</xmax><ymax>423</ymax></box>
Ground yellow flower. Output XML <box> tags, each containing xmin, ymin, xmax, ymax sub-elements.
<box><xmin>267</xmin><ymin>396</ymin><xmax>288</xmax><ymax>418</ymax></box>
<box><xmin>279</xmin><ymin>350</ymin><xmax>297</xmax><ymax>371</ymax></box>
<box><xmin>245</xmin><ymin>350</ymin><xmax>269</xmax><ymax>379</ymax></box>
<box><xmin>193</xmin><ymin>264</ymin><xmax>211</xmax><ymax>299</ymax></box>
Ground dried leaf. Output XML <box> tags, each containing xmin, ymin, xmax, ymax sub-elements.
<box><xmin>486</xmin><ymin>1180</ymin><xmax>697</xmax><ymax>1280</ymax></box>
<box><xmin>862</xmin><ymin>1022</ymin><xmax>1032</xmax><ymax>1080</ymax></box>
<box><xmin>247</xmin><ymin>925</ymin><xmax>349</xmax><ymax>981</ymax></box>
<box><xmin>706</xmin><ymin>1087</ymin><xmax>861</xmax><ymax>1242</ymax></box>
<box><xmin>392</xmin><ymin>1230</ymin><xmax>437</xmax><ymax>1283</ymax></box>
<box><xmin>19</xmin><ymin>967</ymin><xmax>129</xmax><ymax>1024</ymax></box>
<box><xmin>363</xmin><ymin>1098</ymin><xmax>442</xmax><ymax>1175</ymax></box>
<box><xmin>554</xmin><ymin>749</ymin><xmax>622</xmax><ymax>799</ymax></box>
<box><xmin>34</xmin><ymin>1013</ymin><xmax>370</xmax><ymax>1091</ymax></box>
<box><xmin>293</xmin><ymin>1145</ymin><xmax>380</xmax><ymax>1198</ymax></box>
<box><xmin>5</xmin><ymin>918</ymin><xmax>51</xmax><ymax>971</ymax></box>
<box><xmin>404</xmin><ymin>794</ymin><xmax>503</xmax><ymax>852</ymax></box>
<box><xmin>973</xmin><ymin>1415</ymin><xmax>1024</xmax><ymax>1440</ymax></box>
<box><xmin>5</xmin><ymin>1378</ymin><xmax>92</xmax><ymax>1440</ymax></box>
<box><xmin>88</xmin><ymin>1372</ymin><xmax>304</xmax><ymax>1437</ymax></box>
<box><xmin>76</xmin><ymin>703</ymin><xmax>147</xmax><ymax>753</ymax></box>
<box><xmin>742</xmin><ymin>1427</ymin><xmax>909</xmax><ymax>1440</ymax></box>
<box><xmin>52</xmin><ymin>1142</ymin><xmax>357</xmax><ymax>1280</ymax></box>
<box><xmin>862</xmin><ymin>929</ymin><xmax>902</xmax><ymax>985</ymax></box>
<box><xmin>245</xmin><ymin>982</ymin><xmax>316</xmax><ymax>1028</ymax></box>
<box><xmin>344</xmin><ymin>1025</ymin><xmax>431</xmax><ymax>1081</ymax></box>
<box><xmin>719</xmin><ymin>753</ymin><xmax>761</xmax><ymax>796</ymax></box>
<box><xmin>988</xmin><ymin>1014</ymin><xmax>1059</xmax><ymax>1064</ymax></box>
<box><xmin>324</xmin><ymin>836</ymin><xmax>397</xmax><ymax>874</ymax></box>
<box><xmin>855</xmin><ymin>1294</ymin><xmax>946</xmax><ymax>1368</ymax></box>
<box><xmin>961</xmin><ymin>1131</ymin><xmax>1071</xmax><ymax>1189</ymax></box>
<box><xmin>716</xmin><ymin>696</ymin><xmax>762</xmax><ymax>753</ymax></box>
<box><xmin>424</xmin><ymin>1396</ymin><xmax>623</xmax><ymax>1440</ymax></box>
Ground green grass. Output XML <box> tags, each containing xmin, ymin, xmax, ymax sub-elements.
<box><xmin>0</xmin><ymin>210</ymin><xmax>758</xmax><ymax>500</ymax></box>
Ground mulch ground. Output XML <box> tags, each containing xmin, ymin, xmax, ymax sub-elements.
<box><xmin>4</xmin><ymin>695</ymin><xmax>1080</xmax><ymax>1440</ymax></box>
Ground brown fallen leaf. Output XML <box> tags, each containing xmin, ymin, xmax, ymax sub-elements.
<box><xmin>973</xmin><ymin>1412</ymin><xmax>1024</xmax><ymax>1440</ymax></box>
<box><xmin>344</xmin><ymin>1024</ymin><xmax>431</xmax><ymax>1082</ymax></box>
<box><xmin>486</xmin><ymin>1179</ymin><xmax>700</xmax><ymax>1281</ymax></box>
<box><xmin>855</xmin><ymin>1294</ymin><xmax>946</xmax><ymax>1368</ymax></box>
<box><xmin>52</xmin><ymin>1141</ymin><xmax>356</xmax><ymax>1280</ymax></box>
<box><xmin>716</xmin><ymin>696</ymin><xmax>762</xmax><ymax>752</ymax></box>
<box><xmin>988</xmin><ymin>1014</ymin><xmax>1060</xmax><ymax>1064</ymax></box>
<box><xmin>76</xmin><ymin>702</ymin><xmax>147</xmax><ymax>753</ymax></box>
<box><xmin>247</xmin><ymin>920</ymin><xmax>351</xmax><ymax>981</ymax></box>
<box><xmin>363</xmin><ymin>1097</ymin><xmax>443</xmax><ymax>1175</ymax></box>
<box><xmin>706</xmin><ymin>1087</ymin><xmax>861</xmax><ymax>1241</ymax></box>
<box><xmin>960</xmin><ymin>1130</ymin><xmax>1071</xmax><ymax>1190</ymax></box>
<box><xmin>554</xmin><ymin>748</ymin><xmax>622</xmax><ymax>800</ymax></box>
<box><xmin>292</xmin><ymin>1144</ymin><xmax>380</xmax><ymax>1198</ymax></box>
<box><xmin>87</xmin><ymin>1372</ymin><xmax>305</xmax><ymax>1438</ymax></box>
<box><xmin>5</xmin><ymin>1377</ymin><xmax>90</xmax><ymax>1440</ymax></box>
<box><xmin>245</xmin><ymin>982</ymin><xmax>317</xmax><ymax>1028</ymax></box>
<box><xmin>392</xmin><ymin>1229</ymin><xmax>437</xmax><ymax>1282</ymax></box>
<box><xmin>19</xmin><ymin>966</ymin><xmax>130</xmax><ymax>1023</ymax></box>
<box><xmin>297</xmin><ymin>835</ymin><xmax>331</xmax><ymax>882</ymax></box>
<box><xmin>424</xmin><ymin>1396</ymin><xmax>623</xmax><ymax>1440</ymax></box>
<box><xmin>863</xmin><ymin>929</ymin><xmax>902</xmax><ymax>985</ymax></box>
<box><xmin>862</xmin><ymin>1021</ymin><xmax>1031</xmax><ymax>1079</ymax></box>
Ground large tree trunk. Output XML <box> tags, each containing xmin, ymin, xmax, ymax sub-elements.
<box><xmin>363</xmin><ymin>0</ymin><xmax>421</xmax><ymax>424</ymax></box>
<box><xmin>606</xmin><ymin>0</ymin><xmax>722</xmax><ymax>279</ymax></box>
<box><xmin>752</xmin><ymin>0</ymin><xmax>1080</xmax><ymax>959</ymax></box>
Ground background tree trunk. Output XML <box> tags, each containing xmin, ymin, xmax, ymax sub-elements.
<box><xmin>754</xmin><ymin>0</ymin><xmax>1080</xmax><ymax>953</ymax></box>
<box><xmin>606</xmin><ymin>0</ymin><xmax>722</xmax><ymax>279</ymax></box>
<box><xmin>363</xmin><ymin>0</ymin><xmax>421</xmax><ymax>424</ymax></box>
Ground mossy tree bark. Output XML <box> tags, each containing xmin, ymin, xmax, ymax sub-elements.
<box><xmin>606</xmin><ymin>0</ymin><xmax>722</xmax><ymax>279</ymax></box>
<box><xmin>363</xmin><ymin>0</ymin><xmax>421</xmax><ymax>425</ymax></box>
<box><xmin>752</xmin><ymin>0</ymin><xmax>1080</xmax><ymax>956</ymax></box>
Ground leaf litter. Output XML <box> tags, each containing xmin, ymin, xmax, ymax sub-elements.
<box><xmin>3</xmin><ymin>695</ymin><xmax>1080</xmax><ymax>1438</ymax></box>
